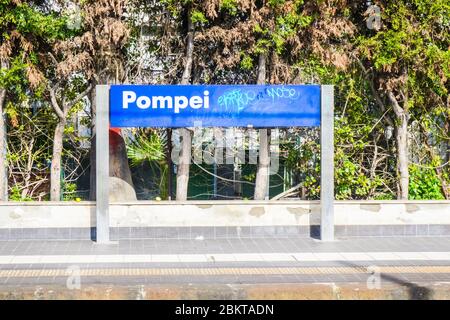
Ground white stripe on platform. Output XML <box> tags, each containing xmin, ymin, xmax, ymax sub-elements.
<box><xmin>0</xmin><ymin>252</ymin><xmax>449</xmax><ymax>264</ymax></box>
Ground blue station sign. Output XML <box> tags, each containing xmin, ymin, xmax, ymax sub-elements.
<box><xmin>109</xmin><ymin>85</ymin><xmax>321</xmax><ymax>128</ymax></box>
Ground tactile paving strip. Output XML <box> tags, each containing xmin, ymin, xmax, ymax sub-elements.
<box><xmin>1</xmin><ymin>266</ymin><xmax>450</xmax><ymax>278</ymax></box>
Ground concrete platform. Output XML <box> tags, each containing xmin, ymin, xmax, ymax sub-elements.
<box><xmin>0</xmin><ymin>237</ymin><xmax>449</xmax><ymax>299</ymax></box>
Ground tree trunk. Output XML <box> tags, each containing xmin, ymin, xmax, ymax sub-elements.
<box><xmin>395</xmin><ymin>115</ymin><xmax>409</xmax><ymax>199</ymax></box>
<box><xmin>176</xmin><ymin>128</ymin><xmax>191</xmax><ymax>201</ymax></box>
<box><xmin>254</xmin><ymin>128</ymin><xmax>271</xmax><ymax>200</ymax></box>
<box><xmin>166</xmin><ymin>128</ymin><xmax>173</xmax><ymax>200</ymax></box>
<box><xmin>49</xmin><ymin>82</ymin><xmax>92</xmax><ymax>201</ymax></box>
<box><xmin>256</xmin><ymin>53</ymin><xmax>266</xmax><ymax>85</ymax></box>
<box><xmin>89</xmin><ymin>85</ymin><xmax>97</xmax><ymax>200</ymax></box>
<box><xmin>254</xmin><ymin>53</ymin><xmax>270</xmax><ymax>200</ymax></box>
<box><xmin>181</xmin><ymin>8</ymin><xmax>194</xmax><ymax>85</ymax></box>
<box><xmin>176</xmin><ymin>7</ymin><xmax>194</xmax><ymax>200</ymax></box>
<box><xmin>0</xmin><ymin>85</ymin><xmax>7</xmax><ymax>201</ymax></box>
<box><xmin>388</xmin><ymin>90</ymin><xmax>409</xmax><ymax>200</ymax></box>
<box><xmin>50</xmin><ymin>120</ymin><xmax>65</xmax><ymax>201</ymax></box>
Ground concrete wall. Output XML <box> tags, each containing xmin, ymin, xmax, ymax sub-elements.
<box><xmin>0</xmin><ymin>200</ymin><xmax>449</xmax><ymax>239</ymax></box>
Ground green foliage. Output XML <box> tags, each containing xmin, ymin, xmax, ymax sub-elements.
<box><xmin>284</xmin><ymin>135</ymin><xmax>320</xmax><ymax>199</ymax></box>
<box><xmin>127</xmin><ymin>130</ymin><xmax>166</xmax><ymax>166</ymax></box>
<box><xmin>0</xmin><ymin>2</ymin><xmax>72</xmax><ymax>40</ymax></box>
<box><xmin>126</xmin><ymin>129</ymin><xmax>170</xmax><ymax>199</ymax></box>
<box><xmin>357</xmin><ymin>0</ymin><xmax>449</xmax><ymax>98</ymax></box>
<box><xmin>191</xmin><ymin>10</ymin><xmax>207</xmax><ymax>25</ymax></box>
<box><xmin>354</xmin><ymin>0</ymin><xmax>449</xmax><ymax>200</ymax></box>
<box><xmin>254</xmin><ymin>39</ymin><xmax>271</xmax><ymax>54</ymax></box>
<box><xmin>242</xmin><ymin>172</ymin><xmax>256</xmax><ymax>182</ymax></box>
<box><xmin>409</xmin><ymin>165</ymin><xmax>445</xmax><ymax>200</ymax></box>
<box><xmin>240</xmin><ymin>54</ymin><xmax>253</xmax><ymax>70</ymax></box>
<box><xmin>267</xmin><ymin>0</ymin><xmax>287</xmax><ymax>7</ymax></box>
<box><xmin>6</xmin><ymin>99</ymin><xmax>57</xmax><ymax>200</ymax></box>
<box><xmin>335</xmin><ymin>150</ymin><xmax>382</xmax><ymax>200</ymax></box>
<box><xmin>220</xmin><ymin>0</ymin><xmax>238</xmax><ymax>16</ymax></box>
<box><xmin>9</xmin><ymin>186</ymin><xmax>33</xmax><ymax>201</ymax></box>
<box><xmin>374</xmin><ymin>193</ymin><xmax>396</xmax><ymax>200</ymax></box>
<box><xmin>62</xmin><ymin>182</ymin><xmax>78</xmax><ymax>201</ymax></box>
<box><xmin>252</xmin><ymin>0</ymin><xmax>312</xmax><ymax>54</ymax></box>
<box><xmin>0</xmin><ymin>56</ymin><xmax>28</xmax><ymax>97</ymax></box>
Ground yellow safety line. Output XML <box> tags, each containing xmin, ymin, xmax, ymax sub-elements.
<box><xmin>0</xmin><ymin>266</ymin><xmax>450</xmax><ymax>278</ymax></box>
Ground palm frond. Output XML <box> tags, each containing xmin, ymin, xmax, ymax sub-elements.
<box><xmin>126</xmin><ymin>129</ymin><xmax>167</xmax><ymax>167</ymax></box>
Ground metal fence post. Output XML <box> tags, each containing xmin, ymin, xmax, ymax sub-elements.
<box><xmin>95</xmin><ymin>85</ymin><xmax>110</xmax><ymax>243</ymax></box>
<box><xmin>320</xmin><ymin>85</ymin><xmax>334</xmax><ymax>241</ymax></box>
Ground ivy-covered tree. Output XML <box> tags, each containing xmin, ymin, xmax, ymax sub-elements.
<box><xmin>0</xmin><ymin>0</ymin><xmax>71</xmax><ymax>200</ymax></box>
<box><xmin>356</xmin><ymin>0</ymin><xmax>450</xmax><ymax>199</ymax></box>
<box><xmin>52</xmin><ymin>0</ymin><xmax>136</xmax><ymax>201</ymax></box>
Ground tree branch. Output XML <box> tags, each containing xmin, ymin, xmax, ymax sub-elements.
<box><xmin>48</xmin><ymin>83</ymin><xmax>64</xmax><ymax>120</ymax></box>
<box><xmin>352</xmin><ymin>53</ymin><xmax>395</xmax><ymax>127</ymax></box>
<box><xmin>181</xmin><ymin>6</ymin><xmax>194</xmax><ymax>85</ymax></box>
<box><xmin>387</xmin><ymin>90</ymin><xmax>405</xmax><ymax>118</ymax></box>
<box><xmin>65</xmin><ymin>83</ymin><xmax>93</xmax><ymax>111</ymax></box>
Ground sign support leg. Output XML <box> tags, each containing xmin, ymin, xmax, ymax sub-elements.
<box><xmin>320</xmin><ymin>85</ymin><xmax>334</xmax><ymax>241</ymax></box>
<box><xmin>95</xmin><ymin>85</ymin><xmax>110</xmax><ymax>243</ymax></box>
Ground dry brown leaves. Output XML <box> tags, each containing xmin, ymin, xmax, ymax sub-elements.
<box><xmin>26</xmin><ymin>63</ymin><xmax>45</xmax><ymax>89</ymax></box>
<box><xmin>306</xmin><ymin>1</ymin><xmax>356</xmax><ymax>71</ymax></box>
<box><xmin>52</xmin><ymin>0</ymin><xmax>129</xmax><ymax>81</ymax></box>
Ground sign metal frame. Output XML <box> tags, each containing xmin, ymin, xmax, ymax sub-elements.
<box><xmin>95</xmin><ymin>84</ymin><xmax>334</xmax><ymax>243</ymax></box>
